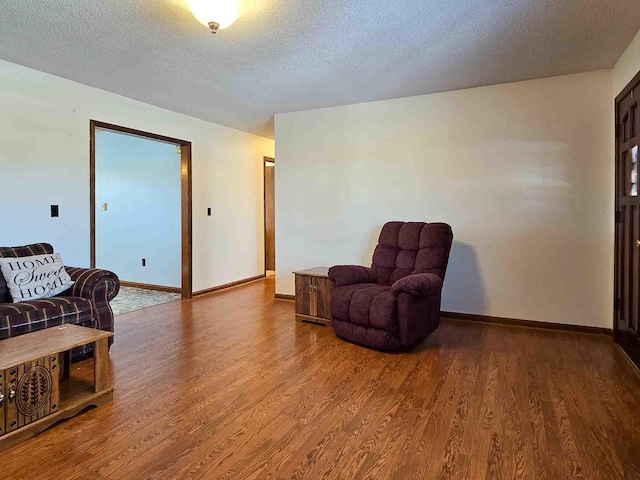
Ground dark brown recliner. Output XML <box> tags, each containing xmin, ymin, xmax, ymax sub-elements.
<box><xmin>329</xmin><ymin>222</ymin><xmax>453</xmax><ymax>350</ymax></box>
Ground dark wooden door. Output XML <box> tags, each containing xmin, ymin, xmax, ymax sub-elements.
<box><xmin>615</xmin><ymin>71</ymin><xmax>640</xmax><ymax>369</ymax></box>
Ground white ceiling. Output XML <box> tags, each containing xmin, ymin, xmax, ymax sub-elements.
<box><xmin>1</xmin><ymin>0</ymin><xmax>639</xmax><ymax>139</ymax></box>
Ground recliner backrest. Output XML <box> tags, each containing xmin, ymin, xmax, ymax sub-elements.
<box><xmin>371</xmin><ymin>222</ymin><xmax>453</xmax><ymax>286</ymax></box>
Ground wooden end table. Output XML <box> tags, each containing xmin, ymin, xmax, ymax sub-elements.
<box><xmin>0</xmin><ymin>324</ymin><xmax>113</xmax><ymax>452</ymax></box>
<box><xmin>293</xmin><ymin>267</ymin><xmax>332</xmax><ymax>326</ymax></box>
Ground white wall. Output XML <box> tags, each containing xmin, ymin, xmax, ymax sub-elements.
<box><xmin>275</xmin><ymin>70</ymin><xmax>614</xmax><ymax>329</ymax></box>
<box><xmin>614</xmin><ymin>29</ymin><xmax>640</xmax><ymax>97</ymax></box>
<box><xmin>95</xmin><ymin>130</ymin><xmax>181</xmax><ymax>288</ymax></box>
<box><xmin>0</xmin><ymin>59</ymin><xmax>274</xmax><ymax>293</ymax></box>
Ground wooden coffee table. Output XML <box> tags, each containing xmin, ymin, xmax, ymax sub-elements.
<box><xmin>0</xmin><ymin>324</ymin><xmax>113</xmax><ymax>452</ymax></box>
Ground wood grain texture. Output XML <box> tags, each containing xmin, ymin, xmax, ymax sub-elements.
<box><xmin>441</xmin><ymin>311</ymin><xmax>612</xmax><ymax>335</ymax></box>
<box><xmin>120</xmin><ymin>281</ymin><xmax>182</xmax><ymax>294</ymax></box>
<box><xmin>180</xmin><ymin>142</ymin><xmax>193</xmax><ymax>299</ymax></box>
<box><xmin>615</xmin><ymin>70</ymin><xmax>640</xmax><ymax>371</ymax></box>
<box><xmin>193</xmin><ymin>274</ymin><xmax>266</xmax><ymax>297</ymax></box>
<box><xmin>0</xmin><ymin>325</ymin><xmax>112</xmax><ymax>370</ymax></box>
<box><xmin>0</xmin><ymin>325</ymin><xmax>113</xmax><ymax>452</ymax></box>
<box><xmin>274</xmin><ymin>293</ymin><xmax>295</xmax><ymax>301</ymax></box>
<box><xmin>0</xmin><ymin>370</ymin><xmax>4</xmax><ymax>436</ymax></box>
<box><xmin>89</xmin><ymin>120</ymin><xmax>193</xmax><ymax>299</ymax></box>
<box><xmin>93</xmin><ymin>338</ymin><xmax>108</xmax><ymax>393</ymax></box>
<box><xmin>295</xmin><ymin>274</ymin><xmax>312</xmax><ymax>315</ymax></box>
<box><xmin>313</xmin><ymin>277</ymin><xmax>331</xmax><ymax>321</ymax></box>
<box><xmin>292</xmin><ymin>266</ymin><xmax>330</xmax><ymax>277</ymax></box>
<box><xmin>0</xmin><ymin>390</ymin><xmax>113</xmax><ymax>453</ymax></box>
<box><xmin>295</xmin><ymin>270</ymin><xmax>331</xmax><ymax>325</ymax></box>
<box><xmin>89</xmin><ymin>120</ymin><xmax>97</xmax><ymax>268</ymax></box>
<box><xmin>295</xmin><ymin>313</ymin><xmax>331</xmax><ymax>326</ymax></box>
<box><xmin>264</xmin><ymin>158</ymin><xmax>275</xmax><ymax>271</ymax></box>
<box><xmin>1</xmin><ymin>277</ymin><xmax>639</xmax><ymax>479</ymax></box>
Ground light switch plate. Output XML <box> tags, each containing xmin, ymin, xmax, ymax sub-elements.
<box><xmin>101</xmin><ymin>203</ymin><xmax>108</xmax><ymax>211</ymax></box>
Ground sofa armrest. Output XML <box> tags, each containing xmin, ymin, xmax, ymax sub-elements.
<box><xmin>391</xmin><ymin>273</ymin><xmax>443</xmax><ymax>297</ymax></box>
<box><xmin>64</xmin><ymin>267</ymin><xmax>120</xmax><ymax>302</ymax></box>
<box><xmin>328</xmin><ymin>265</ymin><xmax>377</xmax><ymax>287</ymax></box>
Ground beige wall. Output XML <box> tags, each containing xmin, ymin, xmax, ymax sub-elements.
<box><xmin>614</xmin><ymin>30</ymin><xmax>640</xmax><ymax>97</ymax></box>
<box><xmin>275</xmin><ymin>70</ymin><xmax>613</xmax><ymax>328</ymax></box>
<box><xmin>0</xmin><ymin>59</ymin><xmax>274</xmax><ymax>292</ymax></box>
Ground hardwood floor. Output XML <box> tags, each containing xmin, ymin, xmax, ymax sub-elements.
<box><xmin>2</xmin><ymin>277</ymin><xmax>640</xmax><ymax>479</ymax></box>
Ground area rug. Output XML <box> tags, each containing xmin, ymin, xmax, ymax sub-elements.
<box><xmin>110</xmin><ymin>286</ymin><xmax>181</xmax><ymax>316</ymax></box>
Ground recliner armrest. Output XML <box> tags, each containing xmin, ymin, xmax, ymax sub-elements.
<box><xmin>328</xmin><ymin>265</ymin><xmax>377</xmax><ymax>287</ymax></box>
<box><xmin>63</xmin><ymin>267</ymin><xmax>120</xmax><ymax>302</ymax></box>
<box><xmin>391</xmin><ymin>273</ymin><xmax>443</xmax><ymax>297</ymax></box>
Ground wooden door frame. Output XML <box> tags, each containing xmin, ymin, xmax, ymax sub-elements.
<box><xmin>263</xmin><ymin>156</ymin><xmax>275</xmax><ymax>272</ymax></box>
<box><xmin>89</xmin><ymin>120</ymin><xmax>193</xmax><ymax>299</ymax></box>
<box><xmin>614</xmin><ymin>70</ymin><xmax>640</xmax><ymax>363</ymax></box>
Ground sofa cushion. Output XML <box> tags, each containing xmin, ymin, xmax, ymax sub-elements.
<box><xmin>331</xmin><ymin>283</ymin><xmax>376</xmax><ymax>320</ymax></box>
<box><xmin>371</xmin><ymin>223</ymin><xmax>453</xmax><ymax>285</ymax></box>
<box><xmin>0</xmin><ymin>296</ymin><xmax>94</xmax><ymax>340</ymax></box>
<box><xmin>331</xmin><ymin>283</ymin><xmax>397</xmax><ymax>332</ymax></box>
<box><xmin>415</xmin><ymin>223</ymin><xmax>455</xmax><ymax>278</ymax></box>
<box><xmin>332</xmin><ymin>319</ymin><xmax>401</xmax><ymax>351</ymax></box>
<box><xmin>0</xmin><ymin>243</ymin><xmax>54</xmax><ymax>303</ymax></box>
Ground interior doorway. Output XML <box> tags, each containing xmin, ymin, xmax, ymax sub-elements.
<box><xmin>90</xmin><ymin>121</ymin><xmax>193</xmax><ymax>299</ymax></box>
<box><xmin>614</xmin><ymin>70</ymin><xmax>640</xmax><ymax>371</ymax></box>
<box><xmin>264</xmin><ymin>156</ymin><xmax>275</xmax><ymax>272</ymax></box>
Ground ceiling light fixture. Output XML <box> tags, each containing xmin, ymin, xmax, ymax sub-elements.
<box><xmin>188</xmin><ymin>0</ymin><xmax>240</xmax><ymax>34</ymax></box>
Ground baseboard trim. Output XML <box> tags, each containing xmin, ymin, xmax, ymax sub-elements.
<box><xmin>441</xmin><ymin>311</ymin><xmax>612</xmax><ymax>336</ymax></box>
<box><xmin>193</xmin><ymin>274</ymin><xmax>266</xmax><ymax>297</ymax></box>
<box><xmin>295</xmin><ymin>313</ymin><xmax>330</xmax><ymax>326</ymax></box>
<box><xmin>120</xmin><ymin>281</ymin><xmax>181</xmax><ymax>294</ymax></box>
<box><xmin>256</xmin><ymin>296</ymin><xmax>612</xmax><ymax>336</ymax></box>
<box><xmin>275</xmin><ymin>293</ymin><xmax>295</xmax><ymax>301</ymax></box>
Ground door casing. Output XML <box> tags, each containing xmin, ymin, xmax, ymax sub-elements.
<box><xmin>614</xmin><ymin>70</ymin><xmax>640</xmax><ymax>370</ymax></box>
<box><xmin>264</xmin><ymin>156</ymin><xmax>275</xmax><ymax>271</ymax></box>
<box><xmin>89</xmin><ymin>120</ymin><xmax>193</xmax><ymax>299</ymax></box>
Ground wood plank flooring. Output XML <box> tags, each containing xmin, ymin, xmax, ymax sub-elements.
<box><xmin>1</xmin><ymin>276</ymin><xmax>640</xmax><ymax>479</ymax></box>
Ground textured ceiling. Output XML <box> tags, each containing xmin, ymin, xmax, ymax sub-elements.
<box><xmin>1</xmin><ymin>0</ymin><xmax>639</xmax><ymax>138</ymax></box>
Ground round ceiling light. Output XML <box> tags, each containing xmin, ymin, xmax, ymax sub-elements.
<box><xmin>188</xmin><ymin>0</ymin><xmax>240</xmax><ymax>34</ymax></box>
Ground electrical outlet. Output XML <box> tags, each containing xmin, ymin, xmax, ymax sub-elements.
<box><xmin>51</xmin><ymin>205</ymin><xmax>59</xmax><ymax>217</ymax></box>
<box><xmin>142</xmin><ymin>259</ymin><xmax>146</xmax><ymax>267</ymax></box>
<box><xmin>207</xmin><ymin>208</ymin><xmax>212</xmax><ymax>216</ymax></box>
<box><xmin>102</xmin><ymin>203</ymin><xmax>108</xmax><ymax>211</ymax></box>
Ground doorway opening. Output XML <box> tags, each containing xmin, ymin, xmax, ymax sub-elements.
<box><xmin>264</xmin><ymin>156</ymin><xmax>275</xmax><ymax>274</ymax></box>
<box><xmin>90</xmin><ymin>121</ymin><xmax>193</xmax><ymax>300</ymax></box>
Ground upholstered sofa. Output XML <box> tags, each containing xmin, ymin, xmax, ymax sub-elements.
<box><xmin>329</xmin><ymin>222</ymin><xmax>453</xmax><ymax>350</ymax></box>
<box><xmin>0</xmin><ymin>243</ymin><xmax>120</xmax><ymax>357</ymax></box>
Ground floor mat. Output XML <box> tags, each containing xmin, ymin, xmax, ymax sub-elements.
<box><xmin>110</xmin><ymin>286</ymin><xmax>181</xmax><ymax>316</ymax></box>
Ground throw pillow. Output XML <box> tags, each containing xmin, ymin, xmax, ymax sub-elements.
<box><xmin>0</xmin><ymin>253</ymin><xmax>74</xmax><ymax>303</ymax></box>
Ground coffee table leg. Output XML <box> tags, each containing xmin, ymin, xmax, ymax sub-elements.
<box><xmin>94</xmin><ymin>338</ymin><xmax>108</xmax><ymax>393</ymax></box>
